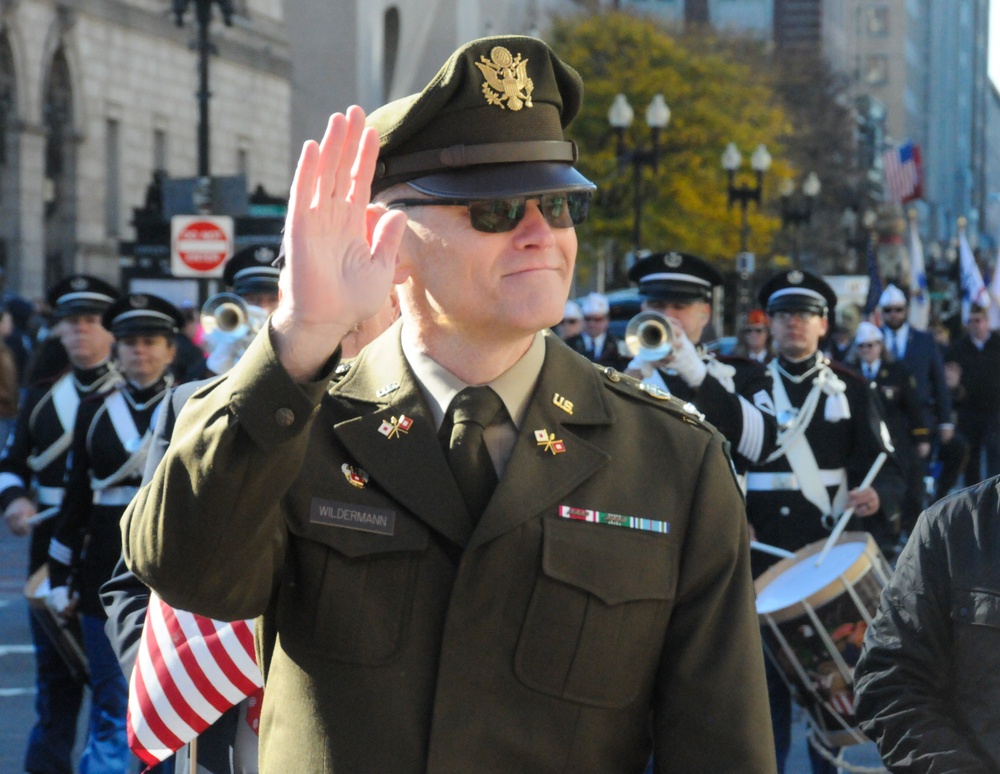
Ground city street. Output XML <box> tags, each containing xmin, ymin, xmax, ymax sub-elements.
<box><xmin>0</xmin><ymin>531</ymin><xmax>86</xmax><ymax>771</ymax></box>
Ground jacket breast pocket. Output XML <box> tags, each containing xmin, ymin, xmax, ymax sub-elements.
<box><xmin>277</xmin><ymin>515</ymin><xmax>429</xmax><ymax>666</ymax></box>
<box><xmin>515</xmin><ymin>517</ymin><xmax>678</xmax><ymax>709</ymax></box>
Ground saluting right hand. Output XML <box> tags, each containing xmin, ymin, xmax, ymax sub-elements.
<box><xmin>271</xmin><ymin>106</ymin><xmax>408</xmax><ymax>381</ymax></box>
<box><xmin>4</xmin><ymin>497</ymin><xmax>35</xmax><ymax>537</ymax></box>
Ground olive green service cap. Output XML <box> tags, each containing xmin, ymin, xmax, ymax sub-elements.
<box><xmin>367</xmin><ymin>35</ymin><xmax>596</xmax><ymax>198</ymax></box>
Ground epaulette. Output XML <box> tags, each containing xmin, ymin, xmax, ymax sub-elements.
<box><xmin>594</xmin><ymin>364</ymin><xmax>712</xmax><ymax>432</ymax></box>
<box><xmin>826</xmin><ymin>357</ymin><xmax>866</xmax><ymax>385</ymax></box>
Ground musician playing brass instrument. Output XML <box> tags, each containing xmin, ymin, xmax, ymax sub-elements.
<box><xmin>202</xmin><ymin>244</ymin><xmax>281</xmax><ymax>375</ymax></box>
<box><xmin>625</xmin><ymin>251</ymin><xmax>777</xmax><ymax>473</ymax></box>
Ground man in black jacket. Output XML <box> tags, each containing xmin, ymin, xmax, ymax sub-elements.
<box><xmin>946</xmin><ymin>304</ymin><xmax>1000</xmax><ymax>486</ymax></box>
<box><xmin>854</xmin><ymin>475</ymin><xmax>1000</xmax><ymax>771</ymax></box>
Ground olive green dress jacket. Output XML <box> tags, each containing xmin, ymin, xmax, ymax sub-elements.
<box><xmin>122</xmin><ymin>323</ymin><xmax>776</xmax><ymax>774</ymax></box>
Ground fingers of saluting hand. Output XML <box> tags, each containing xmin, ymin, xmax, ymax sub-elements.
<box><xmin>281</xmin><ymin>107</ymin><xmax>406</xmax><ymax>333</ymax></box>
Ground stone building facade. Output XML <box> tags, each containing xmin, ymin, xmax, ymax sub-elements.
<box><xmin>0</xmin><ymin>0</ymin><xmax>291</xmax><ymax>299</ymax></box>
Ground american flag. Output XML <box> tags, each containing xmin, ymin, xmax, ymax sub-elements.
<box><xmin>882</xmin><ymin>142</ymin><xmax>922</xmax><ymax>204</ymax></box>
<box><xmin>127</xmin><ymin>593</ymin><xmax>263</xmax><ymax>767</ymax></box>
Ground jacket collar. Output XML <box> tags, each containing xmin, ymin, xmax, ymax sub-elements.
<box><xmin>331</xmin><ymin>327</ymin><xmax>613</xmax><ymax>549</ymax></box>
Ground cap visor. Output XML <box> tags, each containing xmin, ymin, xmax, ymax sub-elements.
<box><xmin>408</xmin><ymin>162</ymin><xmax>596</xmax><ymax>198</ymax></box>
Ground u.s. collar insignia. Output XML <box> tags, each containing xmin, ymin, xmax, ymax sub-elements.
<box><xmin>341</xmin><ymin>463</ymin><xmax>370</xmax><ymax>489</ymax></box>
<box><xmin>787</xmin><ymin>270</ymin><xmax>804</xmax><ymax>284</ymax></box>
<box><xmin>664</xmin><ymin>252</ymin><xmax>683</xmax><ymax>268</ymax></box>
<box><xmin>552</xmin><ymin>393</ymin><xmax>574</xmax><ymax>414</ymax></box>
<box><xmin>375</xmin><ymin>382</ymin><xmax>400</xmax><ymax>398</ymax></box>
<box><xmin>476</xmin><ymin>46</ymin><xmax>533</xmax><ymax>111</ymax></box>
<box><xmin>378</xmin><ymin>415</ymin><xmax>413</xmax><ymax>439</ymax></box>
<box><xmin>534</xmin><ymin>429</ymin><xmax>566</xmax><ymax>455</ymax></box>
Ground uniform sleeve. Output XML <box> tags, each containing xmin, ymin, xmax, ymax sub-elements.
<box><xmin>0</xmin><ymin>385</ymin><xmax>44</xmax><ymax>508</ymax></box>
<box><xmin>661</xmin><ymin>362</ymin><xmax>777</xmax><ymax>471</ymax></box>
<box><xmin>652</xmin><ymin>431</ymin><xmax>776</xmax><ymax>773</ymax></box>
<box><xmin>900</xmin><ymin>371</ymin><xmax>932</xmax><ymax>443</ymax></box>
<box><xmin>854</xmin><ymin>508</ymin><xmax>994</xmax><ymax>769</ymax></box>
<box><xmin>122</xmin><ymin>328</ymin><xmax>331</xmax><ymax>620</ymax></box>
<box><xmin>101</xmin><ymin>382</ymin><xmax>196</xmax><ymax>679</ymax></box>
<box><xmin>48</xmin><ymin>403</ymin><xmax>96</xmax><ymax>588</ymax></box>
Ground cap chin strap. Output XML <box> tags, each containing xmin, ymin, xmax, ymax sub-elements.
<box><xmin>376</xmin><ymin>140</ymin><xmax>577</xmax><ymax>180</ymax></box>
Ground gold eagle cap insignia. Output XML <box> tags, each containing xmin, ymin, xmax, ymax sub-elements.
<box><xmin>476</xmin><ymin>46</ymin><xmax>534</xmax><ymax>111</ymax></box>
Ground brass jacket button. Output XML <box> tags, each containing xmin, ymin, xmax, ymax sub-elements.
<box><xmin>275</xmin><ymin>407</ymin><xmax>295</xmax><ymax>427</ymax></box>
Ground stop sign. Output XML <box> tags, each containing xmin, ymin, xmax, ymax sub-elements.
<box><xmin>171</xmin><ymin>215</ymin><xmax>234</xmax><ymax>278</ymax></box>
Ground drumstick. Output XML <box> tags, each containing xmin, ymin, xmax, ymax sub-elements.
<box><xmin>750</xmin><ymin>541</ymin><xmax>796</xmax><ymax>559</ymax></box>
<box><xmin>815</xmin><ymin>452</ymin><xmax>888</xmax><ymax>568</ymax></box>
<box><xmin>25</xmin><ymin>506</ymin><xmax>60</xmax><ymax>526</ymax></box>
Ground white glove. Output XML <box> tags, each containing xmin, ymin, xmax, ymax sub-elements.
<box><xmin>669</xmin><ymin>326</ymin><xmax>707</xmax><ymax>388</ymax></box>
<box><xmin>45</xmin><ymin>585</ymin><xmax>71</xmax><ymax>616</ymax></box>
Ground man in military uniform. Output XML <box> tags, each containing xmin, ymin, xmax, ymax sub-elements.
<box><xmin>204</xmin><ymin>242</ymin><xmax>282</xmax><ymax>376</ymax></box>
<box><xmin>46</xmin><ymin>293</ymin><xmax>180</xmax><ymax>773</ymax></box>
<box><xmin>625</xmin><ymin>251</ymin><xmax>777</xmax><ymax>473</ymax></box>
<box><xmin>1</xmin><ymin>275</ymin><xmax>120</xmax><ymax>774</ymax></box>
<box><xmin>853</xmin><ymin>321</ymin><xmax>932</xmax><ymax>547</ymax></box>
<box><xmin>121</xmin><ymin>36</ymin><xmax>775</xmax><ymax>773</ymax></box>
<box><xmin>747</xmin><ymin>270</ymin><xmax>902</xmax><ymax>774</ymax></box>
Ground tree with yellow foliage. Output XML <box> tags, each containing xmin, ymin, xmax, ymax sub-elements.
<box><xmin>549</xmin><ymin>12</ymin><xmax>794</xmax><ymax>289</ymax></box>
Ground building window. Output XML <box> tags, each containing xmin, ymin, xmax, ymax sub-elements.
<box><xmin>105</xmin><ymin>118</ymin><xmax>120</xmax><ymax>237</ymax></box>
<box><xmin>868</xmin><ymin>7</ymin><xmax>889</xmax><ymax>35</ymax></box>
<box><xmin>153</xmin><ymin>128</ymin><xmax>167</xmax><ymax>172</ymax></box>
<box><xmin>865</xmin><ymin>55</ymin><xmax>888</xmax><ymax>85</ymax></box>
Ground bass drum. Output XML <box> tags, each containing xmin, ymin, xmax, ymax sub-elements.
<box><xmin>754</xmin><ymin>531</ymin><xmax>892</xmax><ymax>748</ymax></box>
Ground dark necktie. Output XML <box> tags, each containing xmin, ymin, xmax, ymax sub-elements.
<box><xmin>442</xmin><ymin>387</ymin><xmax>505</xmax><ymax>522</ymax></box>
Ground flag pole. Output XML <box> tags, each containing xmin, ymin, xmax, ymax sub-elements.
<box><xmin>189</xmin><ymin>737</ymin><xmax>198</xmax><ymax>774</ymax></box>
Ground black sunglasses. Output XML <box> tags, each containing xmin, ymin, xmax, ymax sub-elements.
<box><xmin>385</xmin><ymin>191</ymin><xmax>591</xmax><ymax>233</ymax></box>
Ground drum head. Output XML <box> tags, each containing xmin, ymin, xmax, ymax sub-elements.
<box><xmin>756</xmin><ymin>541</ymin><xmax>867</xmax><ymax>615</ymax></box>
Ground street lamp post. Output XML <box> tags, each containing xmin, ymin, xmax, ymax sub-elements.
<box><xmin>721</xmin><ymin>142</ymin><xmax>771</xmax><ymax>326</ymax></box>
<box><xmin>608</xmin><ymin>93</ymin><xmax>671</xmax><ymax>257</ymax></box>
<box><xmin>779</xmin><ymin>172</ymin><xmax>821</xmax><ymax>263</ymax></box>
<box><xmin>173</xmin><ymin>0</ymin><xmax>235</xmax><ymax>180</ymax></box>
<box><xmin>841</xmin><ymin>205</ymin><xmax>877</xmax><ymax>274</ymax></box>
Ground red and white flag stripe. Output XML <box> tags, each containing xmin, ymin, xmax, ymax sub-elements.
<box><xmin>127</xmin><ymin>592</ymin><xmax>263</xmax><ymax>767</ymax></box>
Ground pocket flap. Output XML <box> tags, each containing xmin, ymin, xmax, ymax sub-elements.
<box><xmin>542</xmin><ymin>517</ymin><xmax>677</xmax><ymax>605</ymax></box>
<box><xmin>952</xmin><ymin>588</ymin><xmax>1000</xmax><ymax>629</ymax></box>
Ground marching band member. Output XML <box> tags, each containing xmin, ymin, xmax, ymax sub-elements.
<box><xmin>625</xmin><ymin>251</ymin><xmax>777</xmax><ymax>473</ymax></box>
<box><xmin>0</xmin><ymin>275</ymin><xmax>120</xmax><ymax>774</ymax></box>
<box><xmin>746</xmin><ymin>270</ymin><xmax>902</xmax><ymax>773</ymax></box>
<box><xmin>47</xmin><ymin>293</ymin><xmax>180</xmax><ymax>772</ymax></box>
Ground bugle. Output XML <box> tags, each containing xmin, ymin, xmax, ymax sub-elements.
<box><xmin>201</xmin><ymin>292</ymin><xmax>253</xmax><ymax>338</ymax></box>
<box><xmin>624</xmin><ymin>310</ymin><xmax>676</xmax><ymax>362</ymax></box>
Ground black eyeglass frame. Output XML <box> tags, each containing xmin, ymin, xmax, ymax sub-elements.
<box><xmin>384</xmin><ymin>191</ymin><xmax>592</xmax><ymax>233</ymax></box>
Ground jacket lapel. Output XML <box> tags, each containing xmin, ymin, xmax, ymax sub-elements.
<box><xmin>331</xmin><ymin>327</ymin><xmax>473</xmax><ymax>547</ymax></box>
<box><xmin>469</xmin><ymin>340</ymin><xmax>614</xmax><ymax>550</ymax></box>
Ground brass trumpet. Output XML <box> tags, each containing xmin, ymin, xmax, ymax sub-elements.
<box><xmin>624</xmin><ymin>310</ymin><xmax>676</xmax><ymax>362</ymax></box>
<box><xmin>201</xmin><ymin>292</ymin><xmax>253</xmax><ymax>337</ymax></box>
